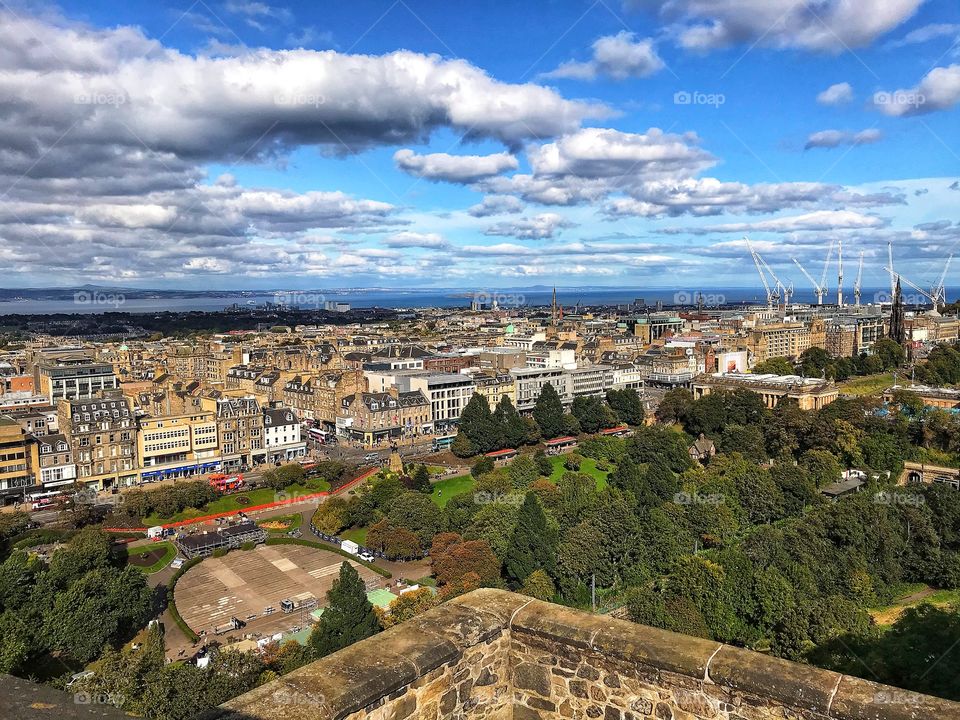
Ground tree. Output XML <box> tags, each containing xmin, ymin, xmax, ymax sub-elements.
<box><xmin>532</xmin><ymin>382</ymin><xmax>566</xmax><ymax>440</ymax></box>
<box><xmin>655</xmin><ymin>388</ymin><xmax>692</xmax><ymax>425</ymax></box>
<box><xmin>607</xmin><ymin>388</ymin><xmax>646</xmax><ymax>425</ymax></box>
<box><xmin>458</xmin><ymin>392</ymin><xmax>499</xmax><ymax>454</ymax></box>
<box><xmin>753</xmin><ymin>357</ymin><xmax>795</xmax><ymax>375</ymax></box>
<box><xmin>312</xmin><ymin>497</ymin><xmax>348</xmax><ymax>535</ymax></box>
<box><xmin>308</xmin><ymin>562</ymin><xmax>381</xmax><ymax>658</ymax></box>
<box><xmin>534</xmin><ymin>449</ymin><xmax>553</xmax><ymax>477</ymax></box>
<box><xmin>571</xmin><ymin>396</ymin><xmax>615</xmax><ymax>434</ymax></box>
<box><xmin>378</xmin><ymin>587</ymin><xmax>436</xmax><ymax>628</ymax></box>
<box><xmin>800</xmin><ymin>449</ymin><xmax>842</xmax><ymax>488</ymax></box>
<box><xmin>410</xmin><ymin>464</ymin><xmax>432</xmax><ymax>493</ymax></box>
<box><xmin>432</xmin><ymin>534</ymin><xmax>501</xmax><ymax>586</ymax></box>
<box><xmin>508</xmin><ymin>455</ymin><xmax>539</xmax><ymax>490</ymax></box>
<box><xmin>520</xmin><ymin>570</ymin><xmax>556</xmax><ymax>600</ymax></box>
<box><xmin>471</xmin><ymin>455</ymin><xmax>494</xmax><ymax>477</ymax></box>
<box><xmin>451</xmin><ymin>432</ymin><xmax>476</xmax><ymax>458</ymax></box>
<box><xmin>504</xmin><ymin>493</ymin><xmax>557</xmax><ymax>588</ymax></box>
<box><xmin>386</xmin><ymin>492</ymin><xmax>445</xmax><ymax>546</ymax></box>
<box><xmin>493</xmin><ymin>395</ymin><xmax>526</xmax><ymax>449</ymax></box>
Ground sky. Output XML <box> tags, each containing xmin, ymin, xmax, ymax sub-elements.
<box><xmin>1</xmin><ymin>0</ymin><xmax>959</xmax><ymax>293</ymax></box>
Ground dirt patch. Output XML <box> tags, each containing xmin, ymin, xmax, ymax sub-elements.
<box><xmin>128</xmin><ymin>547</ymin><xmax>168</xmax><ymax>567</ymax></box>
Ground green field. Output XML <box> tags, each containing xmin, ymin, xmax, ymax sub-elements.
<box><xmin>126</xmin><ymin>540</ymin><xmax>177</xmax><ymax>573</ymax></box>
<box><xmin>341</xmin><ymin>526</ymin><xmax>369</xmax><ymax>545</ymax></box>
<box><xmin>142</xmin><ymin>482</ymin><xmax>322</xmax><ymax>525</ymax></box>
<box><xmin>549</xmin><ymin>455</ymin><xmax>609</xmax><ymax>490</ymax></box>
<box><xmin>870</xmin><ymin>583</ymin><xmax>960</xmax><ymax>625</ymax></box>
<box><xmin>430</xmin><ymin>474</ymin><xmax>475</xmax><ymax>507</ymax></box>
<box><xmin>840</xmin><ymin>372</ymin><xmax>895</xmax><ymax>397</ymax></box>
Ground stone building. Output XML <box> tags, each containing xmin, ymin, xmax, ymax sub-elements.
<box><xmin>58</xmin><ymin>396</ymin><xmax>138</xmax><ymax>490</ymax></box>
<box><xmin>692</xmin><ymin>372</ymin><xmax>839</xmax><ymax>410</ymax></box>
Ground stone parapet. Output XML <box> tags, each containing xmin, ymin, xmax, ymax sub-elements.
<box><xmin>218</xmin><ymin>588</ymin><xmax>960</xmax><ymax>720</ymax></box>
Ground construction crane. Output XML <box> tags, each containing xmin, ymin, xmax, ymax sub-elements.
<box><xmin>854</xmin><ymin>252</ymin><xmax>864</xmax><ymax>308</ymax></box>
<box><xmin>933</xmin><ymin>255</ymin><xmax>953</xmax><ymax>308</ymax></box>
<box><xmin>747</xmin><ymin>236</ymin><xmax>777</xmax><ymax>310</ymax></box>
<box><xmin>792</xmin><ymin>240</ymin><xmax>833</xmax><ymax>305</ymax></box>
<box><xmin>758</xmin><ymin>254</ymin><xmax>790</xmax><ymax>315</ymax></box>
<box><xmin>837</xmin><ymin>238</ymin><xmax>844</xmax><ymax>307</ymax></box>
<box><xmin>884</xmin><ymin>267</ymin><xmax>937</xmax><ymax>307</ymax></box>
<box><xmin>887</xmin><ymin>241</ymin><xmax>896</xmax><ymax>300</ymax></box>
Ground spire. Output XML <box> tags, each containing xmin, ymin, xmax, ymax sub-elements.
<box><xmin>889</xmin><ymin>277</ymin><xmax>905</xmax><ymax>344</ymax></box>
<box><xmin>551</xmin><ymin>287</ymin><xmax>557</xmax><ymax>325</ymax></box>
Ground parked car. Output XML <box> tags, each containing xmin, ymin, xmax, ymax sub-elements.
<box><xmin>359</xmin><ymin>551</ymin><xmax>375</xmax><ymax>563</ymax></box>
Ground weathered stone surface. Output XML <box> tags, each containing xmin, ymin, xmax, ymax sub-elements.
<box><xmin>219</xmin><ymin>589</ymin><xmax>960</xmax><ymax>720</ymax></box>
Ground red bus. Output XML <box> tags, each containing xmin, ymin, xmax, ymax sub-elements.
<box><xmin>208</xmin><ymin>473</ymin><xmax>244</xmax><ymax>492</ymax></box>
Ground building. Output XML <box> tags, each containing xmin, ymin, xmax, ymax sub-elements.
<box><xmin>58</xmin><ymin>397</ymin><xmax>138</xmax><ymax>490</ymax></box>
<box><xmin>692</xmin><ymin>372</ymin><xmax>838</xmax><ymax>410</ymax></box>
<box><xmin>470</xmin><ymin>372</ymin><xmax>516</xmax><ymax>411</ymax></box>
<box><xmin>0</xmin><ymin>417</ymin><xmax>36</xmax><ymax>503</ymax></box>
<box><xmin>511</xmin><ymin>365</ymin><xmax>616</xmax><ymax>411</ymax></box>
<box><xmin>395</xmin><ymin>373</ymin><xmax>476</xmax><ymax>432</ymax></box>
<box><xmin>688</xmin><ymin>433</ymin><xmax>716</xmax><ymax>464</ymax></box>
<box><xmin>745</xmin><ymin>318</ymin><xmax>825</xmax><ymax>362</ymax></box>
<box><xmin>137</xmin><ymin>410</ymin><xmax>221</xmax><ymax>482</ymax></box>
<box><xmin>263</xmin><ymin>407</ymin><xmax>307</xmax><ymax>463</ymax></box>
<box><xmin>175</xmin><ymin>521</ymin><xmax>266</xmax><ymax>558</ymax></box>
<box><xmin>337</xmin><ymin>389</ymin><xmax>430</xmax><ymax>446</ymax></box>
<box><xmin>202</xmin><ymin>395</ymin><xmax>265</xmax><ymax>470</ymax></box>
<box><xmin>882</xmin><ymin>384</ymin><xmax>960</xmax><ymax>411</ymax></box>
<box><xmin>636</xmin><ymin>346</ymin><xmax>698</xmax><ymax>388</ymax></box>
<box><xmin>35</xmin><ymin>356</ymin><xmax>118</xmax><ymax>402</ymax></box>
<box><xmin>631</xmin><ymin>315</ymin><xmax>684</xmax><ymax>343</ymax></box>
<box><xmin>33</xmin><ymin>433</ymin><xmax>76</xmax><ymax>489</ymax></box>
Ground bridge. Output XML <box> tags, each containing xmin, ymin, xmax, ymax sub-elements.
<box><xmin>900</xmin><ymin>461</ymin><xmax>960</xmax><ymax>489</ymax></box>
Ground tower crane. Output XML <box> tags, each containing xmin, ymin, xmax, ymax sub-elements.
<box><xmin>837</xmin><ymin>238</ymin><xmax>844</xmax><ymax>307</ymax></box>
<box><xmin>792</xmin><ymin>240</ymin><xmax>833</xmax><ymax>305</ymax></box>
<box><xmin>854</xmin><ymin>252</ymin><xmax>864</xmax><ymax>308</ymax></box>
<box><xmin>933</xmin><ymin>255</ymin><xmax>953</xmax><ymax>308</ymax></box>
<box><xmin>884</xmin><ymin>268</ymin><xmax>937</xmax><ymax>307</ymax></box>
<box><xmin>758</xmin><ymin>254</ymin><xmax>790</xmax><ymax>314</ymax></box>
<box><xmin>887</xmin><ymin>241</ymin><xmax>896</xmax><ymax>300</ymax></box>
<box><xmin>747</xmin><ymin>236</ymin><xmax>777</xmax><ymax>310</ymax></box>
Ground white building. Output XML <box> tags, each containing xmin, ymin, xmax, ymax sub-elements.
<box><xmin>263</xmin><ymin>407</ymin><xmax>307</xmax><ymax>463</ymax></box>
<box><xmin>394</xmin><ymin>372</ymin><xmax>476</xmax><ymax>432</ymax></box>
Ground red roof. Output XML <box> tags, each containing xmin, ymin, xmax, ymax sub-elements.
<box><xmin>544</xmin><ymin>436</ymin><xmax>577</xmax><ymax>445</ymax></box>
<box><xmin>600</xmin><ymin>425</ymin><xmax>630</xmax><ymax>435</ymax></box>
<box><xmin>485</xmin><ymin>448</ymin><xmax>519</xmax><ymax>458</ymax></box>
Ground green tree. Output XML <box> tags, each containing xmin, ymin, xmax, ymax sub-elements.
<box><xmin>493</xmin><ymin>395</ymin><xmax>526</xmax><ymax>449</ymax></box>
<box><xmin>471</xmin><ymin>455</ymin><xmax>494</xmax><ymax>477</ymax></box>
<box><xmin>753</xmin><ymin>357</ymin><xmax>795</xmax><ymax>375</ymax></box>
<box><xmin>534</xmin><ymin>449</ymin><xmax>553</xmax><ymax>477</ymax></box>
<box><xmin>410</xmin><ymin>464</ymin><xmax>432</xmax><ymax>493</ymax></box>
<box><xmin>520</xmin><ymin>570</ymin><xmax>556</xmax><ymax>600</ymax></box>
<box><xmin>504</xmin><ymin>493</ymin><xmax>557</xmax><ymax>588</ymax></box>
<box><xmin>308</xmin><ymin>562</ymin><xmax>381</xmax><ymax>658</ymax></box>
<box><xmin>458</xmin><ymin>393</ymin><xmax>499</xmax><ymax>454</ymax></box>
<box><xmin>532</xmin><ymin>382</ymin><xmax>566</xmax><ymax>440</ymax></box>
<box><xmin>508</xmin><ymin>455</ymin><xmax>539</xmax><ymax>490</ymax></box>
<box><xmin>654</xmin><ymin>388</ymin><xmax>692</xmax><ymax>425</ymax></box>
<box><xmin>606</xmin><ymin>388</ymin><xmax>646</xmax><ymax>425</ymax></box>
<box><xmin>872</xmin><ymin>338</ymin><xmax>905</xmax><ymax>370</ymax></box>
<box><xmin>386</xmin><ymin>492</ymin><xmax>445</xmax><ymax>546</ymax></box>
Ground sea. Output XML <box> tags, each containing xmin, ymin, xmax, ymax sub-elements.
<box><xmin>0</xmin><ymin>286</ymin><xmax>949</xmax><ymax>315</ymax></box>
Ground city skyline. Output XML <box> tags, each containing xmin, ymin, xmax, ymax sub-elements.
<box><xmin>1</xmin><ymin>1</ymin><xmax>959</xmax><ymax>290</ymax></box>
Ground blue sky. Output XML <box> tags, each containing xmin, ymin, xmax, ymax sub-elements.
<box><xmin>2</xmin><ymin>0</ymin><xmax>959</xmax><ymax>292</ymax></box>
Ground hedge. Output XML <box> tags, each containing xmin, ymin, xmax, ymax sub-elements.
<box><xmin>265</xmin><ymin>537</ymin><xmax>392</xmax><ymax>579</ymax></box>
<box><xmin>166</xmin><ymin>556</ymin><xmax>203</xmax><ymax>643</ymax></box>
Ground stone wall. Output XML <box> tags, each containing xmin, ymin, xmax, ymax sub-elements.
<box><xmin>218</xmin><ymin>589</ymin><xmax>960</xmax><ymax>720</ymax></box>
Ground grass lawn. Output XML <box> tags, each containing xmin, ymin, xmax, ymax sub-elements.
<box><xmin>341</xmin><ymin>527</ymin><xmax>369</xmax><ymax>545</ymax></box>
<box><xmin>548</xmin><ymin>455</ymin><xmax>609</xmax><ymax>490</ymax></box>
<box><xmin>142</xmin><ymin>482</ymin><xmax>320</xmax><ymax>525</ymax></box>
<box><xmin>126</xmin><ymin>540</ymin><xmax>177</xmax><ymax>573</ymax></box>
<box><xmin>430</xmin><ymin>474</ymin><xmax>475</xmax><ymax>507</ymax></box>
<box><xmin>257</xmin><ymin>513</ymin><xmax>303</xmax><ymax>533</ymax></box>
<box><xmin>870</xmin><ymin>583</ymin><xmax>960</xmax><ymax>625</ymax></box>
<box><xmin>840</xmin><ymin>372</ymin><xmax>895</xmax><ymax>397</ymax></box>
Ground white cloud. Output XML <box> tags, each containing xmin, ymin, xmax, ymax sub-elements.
<box><xmin>874</xmin><ymin>64</ymin><xmax>960</xmax><ymax>116</ymax></box>
<box><xmin>804</xmin><ymin>128</ymin><xmax>883</xmax><ymax>149</ymax></box>
<box><xmin>467</xmin><ymin>195</ymin><xmax>525</xmax><ymax>217</ymax></box>
<box><xmin>484</xmin><ymin>213</ymin><xmax>576</xmax><ymax>239</ymax></box>
<box><xmin>544</xmin><ymin>32</ymin><xmax>665</xmax><ymax>81</ymax></box>
<box><xmin>886</xmin><ymin>23</ymin><xmax>960</xmax><ymax>48</ymax></box>
<box><xmin>383</xmin><ymin>231</ymin><xmax>449</xmax><ymax>249</ymax></box>
<box><xmin>649</xmin><ymin>0</ymin><xmax>923</xmax><ymax>52</ymax></box>
<box><xmin>816</xmin><ymin>82</ymin><xmax>853</xmax><ymax>105</ymax></box>
<box><xmin>664</xmin><ymin>209</ymin><xmax>888</xmax><ymax>234</ymax></box>
<box><xmin>393</xmin><ymin>149</ymin><xmax>518</xmax><ymax>183</ymax></box>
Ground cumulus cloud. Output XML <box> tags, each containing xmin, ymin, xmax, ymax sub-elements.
<box><xmin>816</xmin><ymin>82</ymin><xmax>853</xmax><ymax>105</ymax></box>
<box><xmin>393</xmin><ymin>149</ymin><xmax>518</xmax><ymax>183</ymax></box>
<box><xmin>804</xmin><ymin>128</ymin><xmax>883</xmax><ymax>149</ymax></box>
<box><xmin>663</xmin><ymin>210</ymin><xmax>889</xmax><ymax>235</ymax></box>
<box><xmin>886</xmin><ymin>23</ymin><xmax>960</xmax><ymax>48</ymax></box>
<box><xmin>874</xmin><ymin>64</ymin><xmax>960</xmax><ymax>116</ymax></box>
<box><xmin>484</xmin><ymin>213</ymin><xmax>577</xmax><ymax>239</ymax></box>
<box><xmin>543</xmin><ymin>32</ymin><xmax>665</xmax><ymax>80</ymax></box>
<box><xmin>467</xmin><ymin>196</ymin><xmax>525</xmax><ymax>217</ymax></box>
<box><xmin>646</xmin><ymin>0</ymin><xmax>922</xmax><ymax>52</ymax></box>
<box><xmin>383</xmin><ymin>231</ymin><xmax>450</xmax><ymax>249</ymax></box>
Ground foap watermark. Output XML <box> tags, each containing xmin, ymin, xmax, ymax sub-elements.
<box><xmin>274</xmin><ymin>92</ymin><xmax>325</xmax><ymax>108</ymax></box>
<box><xmin>274</xmin><ymin>489</ymin><xmax>323</xmax><ymax>506</ymax></box>
<box><xmin>874</xmin><ymin>290</ymin><xmax>930</xmax><ymax>306</ymax></box>
<box><xmin>674</xmin><ymin>290</ymin><xmax>726</xmax><ymax>306</ymax></box>
<box><xmin>75</xmin><ymin>90</ymin><xmax>127</xmax><ymax>107</ymax></box>
<box><xmin>473</xmin><ymin>491</ymin><xmax>524</xmax><ymax>506</ymax></box>
<box><xmin>674</xmin><ymin>90</ymin><xmax>725</xmax><ymax>108</ymax></box>
<box><xmin>74</xmin><ymin>692</ymin><xmax>125</xmax><ymax>707</ymax></box>
<box><xmin>73</xmin><ymin>486</ymin><xmax>124</xmax><ymax>507</ymax></box>
<box><xmin>74</xmin><ymin>290</ymin><xmax>124</xmax><ymax>308</ymax></box>
<box><xmin>472</xmin><ymin>291</ymin><xmax>526</xmax><ymax>308</ymax></box>
<box><xmin>673</xmin><ymin>491</ymin><xmax>725</xmax><ymax>506</ymax></box>
<box><xmin>874</xmin><ymin>491</ymin><xmax>925</xmax><ymax>507</ymax></box>
<box><xmin>874</xmin><ymin>90</ymin><xmax>925</xmax><ymax>112</ymax></box>
<box><xmin>273</xmin><ymin>291</ymin><xmax>326</xmax><ymax>309</ymax></box>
